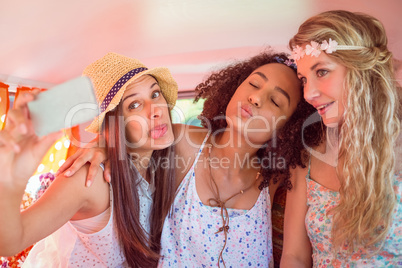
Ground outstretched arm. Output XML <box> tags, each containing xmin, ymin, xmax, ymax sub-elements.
<box><xmin>280</xmin><ymin>166</ymin><xmax>312</xmax><ymax>268</ymax></box>
<box><xmin>0</xmin><ymin>93</ymin><xmax>109</xmax><ymax>256</ymax></box>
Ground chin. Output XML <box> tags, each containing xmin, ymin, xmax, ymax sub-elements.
<box><xmin>153</xmin><ymin>134</ymin><xmax>174</xmax><ymax>150</ymax></box>
<box><xmin>322</xmin><ymin>119</ymin><xmax>341</xmax><ymax>129</ymax></box>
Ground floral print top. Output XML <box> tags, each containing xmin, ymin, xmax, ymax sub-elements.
<box><xmin>305</xmin><ymin>162</ymin><xmax>402</xmax><ymax>267</ymax></box>
<box><xmin>159</xmin><ymin>133</ymin><xmax>273</xmax><ymax>267</ymax></box>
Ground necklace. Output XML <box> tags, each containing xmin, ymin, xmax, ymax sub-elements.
<box><xmin>205</xmin><ymin>143</ymin><xmax>261</xmax><ymax>267</ymax></box>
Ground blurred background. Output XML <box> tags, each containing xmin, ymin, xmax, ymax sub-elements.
<box><xmin>0</xmin><ymin>0</ymin><xmax>401</xmax><ymax>168</ymax></box>
<box><xmin>1</xmin><ymin>0</ymin><xmax>401</xmax><ymax>91</ymax></box>
<box><xmin>1</xmin><ymin>1</ymin><xmax>401</xmax><ymax>265</ymax></box>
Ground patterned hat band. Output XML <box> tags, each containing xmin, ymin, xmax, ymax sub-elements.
<box><xmin>100</xmin><ymin>67</ymin><xmax>148</xmax><ymax>113</ymax></box>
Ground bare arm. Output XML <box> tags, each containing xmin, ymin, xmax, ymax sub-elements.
<box><xmin>56</xmin><ymin>136</ymin><xmax>110</xmax><ymax>186</ymax></box>
<box><xmin>280</xmin><ymin>166</ymin><xmax>312</xmax><ymax>268</ymax></box>
<box><xmin>0</xmin><ymin>93</ymin><xmax>109</xmax><ymax>256</ymax></box>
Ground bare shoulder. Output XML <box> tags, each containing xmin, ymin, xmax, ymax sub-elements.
<box><xmin>172</xmin><ymin>123</ymin><xmax>209</xmax><ymax>188</ymax></box>
<box><xmin>289</xmin><ymin>164</ymin><xmax>308</xmax><ymax>188</ymax></box>
<box><xmin>173</xmin><ymin>124</ymin><xmax>209</xmax><ymax>156</ymax></box>
<box><xmin>53</xmin><ymin>164</ymin><xmax>110</xmax><ymax>219</ymax></box>
<box><xmin>173</xmin><ymin>123</ymin><xmax>209</xmax><ymax>144</ymax></box>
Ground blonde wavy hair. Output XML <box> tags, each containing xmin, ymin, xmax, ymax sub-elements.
<box><xmin>289</xmin><ymin>10</ymin><xmax>400</xmax><ymax>253</ymax></box>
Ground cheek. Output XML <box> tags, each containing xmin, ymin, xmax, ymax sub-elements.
<box><xmin>125</xmin><ymin>120</ymin><xmax>148</xmax><ymax>142</ymax></box>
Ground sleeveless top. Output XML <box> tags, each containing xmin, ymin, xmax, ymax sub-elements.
<box><xmin>305</xmin><ymin>159</ymin><xmax>402</xmax><ymax>267</ymax></box>
<box><xmin>159</xmin><ymin>133</ymin><xmax>273</xmax><ymax>267</ymax></box>
<box><xmin>22</xmin><ymin>184</ymin><xmax>127</xmax><ymax>267</ymax></box>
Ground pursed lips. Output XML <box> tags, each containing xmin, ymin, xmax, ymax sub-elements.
<box><xmin>149</xmin><ymin>123</ymin><xmax>168</xmax><ymax>139</ymax></box>
<box><xmin>240</xmin><ymin>104</ymin><xmax>253</xmax><ymax>118</ymax></box>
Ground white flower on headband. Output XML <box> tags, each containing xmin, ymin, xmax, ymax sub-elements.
<box><xmin>290</xmin><ymin>38</ymin><xmax>364</xmax><ymax>64</ymax></box>
<box><xmin>320</xmin><ymin>38</ymin><xmax>338</xmax><ymax>54</ymax></box>
<box><xmin>289</xmin><ymin>45</ymin><xmax>305</xmax><ymax>61</ymax></box>
<box><xmin>305</xmin><ymin>41</ymin><xmax>321</xmax><ymax>57</ymax></box>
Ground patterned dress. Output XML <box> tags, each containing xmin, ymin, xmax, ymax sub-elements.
<box><xmin>305</xmin><ymin>161</ymin><xmax>402</xmax><ymax>267</ymax></box>
<box><xmin>159</xmin><ymin>133</ymin><xmax>273</xmax><ymax>267</ymax></box>
<box><xmin>22</xmin><ymin>164</ymin><xmax>154</xmax><ymax>267</ymax></box>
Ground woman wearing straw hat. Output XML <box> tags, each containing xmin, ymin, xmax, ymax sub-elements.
<box><xmin>58</xmin><ymin>50</ymin><xmax>323</xmax><ymax>267</ymax></box>
<box><xmin>0</xmin><ymin>52</ymin><xmax>178</xmax><ymax>267</ymax></box>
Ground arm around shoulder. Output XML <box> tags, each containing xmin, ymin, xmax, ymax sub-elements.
<box><xmin>172</xmin><ymin>123</ymin><xmax>208</xmax><ymax>188</ymax></box>
<box><xmin>280</xmin><ymin>165</ymin><xmax>312</xmax><ymax>268</ymax></box>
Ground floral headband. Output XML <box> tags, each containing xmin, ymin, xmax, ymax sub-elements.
<box><xmin>289</xmin><ymin>38</ymin><xmax>365</xmax><ymax>62</ymax></box>
<box><xmin>274</xmin><ymin>56</ymin><xmax>297</xmax><ymax>70</ymax></box>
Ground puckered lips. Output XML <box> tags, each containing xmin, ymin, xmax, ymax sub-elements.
<box><xmin>240</xmin><ymin>104</ymin><xmax>253</xmax><ymax>118</ymax></box>
<box><xmin>150</xmin><ymin>124</ymin><xmax>168</xmax><ymax>139</ymax></box>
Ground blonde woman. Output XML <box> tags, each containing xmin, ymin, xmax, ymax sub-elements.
<box><xmin>281</xmin><ymin>10</ymin><xmax>401</xmax><ymax>267</ymax></box>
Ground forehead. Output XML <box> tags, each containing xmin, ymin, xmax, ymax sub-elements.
<box><xmin>123</xmin><ymin>75</ymin><xmax>157</xmax><ymax>96</ymax></box>
<box><xmin>296</xmin><ymin>52</ymin><xmax>334</xmax><ymax>72</ymax></box>
<box><xmin>252</xmin><ymin>63</ymin><xmax>301</xmax><ymax>102</ymax></box>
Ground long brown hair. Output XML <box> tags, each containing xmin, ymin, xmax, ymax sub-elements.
<box><xmin>103</xmin><ymin>104</ymin><xmax>175</xmax><ymax>267</ymax></box>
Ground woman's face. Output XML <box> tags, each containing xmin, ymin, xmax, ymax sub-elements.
<box><xmin>225</xmin><ymin>63</ymin><xmax>301</xmax><ymax>146</ymax></box>
<box><xmin>120</xmin><ymin>75</ymin><xmax>174</xmax><ymax>154</ymax></box>
<box><xmin>296</xmin><ymin>51</ymin><xmax>348</xmax><ymax>127</ymax></box>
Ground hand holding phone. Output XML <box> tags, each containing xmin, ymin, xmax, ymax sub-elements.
<box><xmin>28</xmin><ymin>76</ymin><xmax>99</xmax><ymax>137</ymax></box>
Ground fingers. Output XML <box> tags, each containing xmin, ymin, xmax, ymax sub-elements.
<box><xmin>85</xmin><ymin>150</ymin><xmax>109</xmax><ymax>187</ymax></box>
<box><xmin>104</xmin><ymin>160</ymin><xmax>111</xmax><ymax>183</ymax></box>
<box><xmin>85</xmin><ymin>161</ymin><xmax>101</xmax><ymax>187</ymax></box>
<box><xmin>62</xmin><ymin>154</ymin><xmax>90</xmax><ymax>177</ymax></box>
<box><xmin>4</xmin><ymin>109</ymin><xmax>29</xmax><ymax>142</ymax></box>
<box><xmin>0</xmin><ymin>129</ymin><xmax>20</xmax><ymax>153</ymax></box>
<box><xmin>13</xmin><ymin>91</ymin><xmax>36</xmax><ymax>109</ymax></box>
<box><xmin>55</xmin><ymin>149</ymin><xmax>80</xmax><ymax>176</ymax></box>
<box><xmin>14</xmin><ymin>91</ymin><xmax>38</xmax><ymax>120</ymax></box>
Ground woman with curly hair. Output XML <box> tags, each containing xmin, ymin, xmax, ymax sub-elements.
<box><xmin>59</xmin><ymin>50</ymin><xmax>321</xmax><ymax>267</ymax></box>
<box><xmin>281</xmin><ymin>10</ymin><xmax>401</xmax><ymax>267</ymax></box>
<box><xmin>157</xmin><ymin>51</ymin><xmax>321</xmax><ymax>267</ymax></box>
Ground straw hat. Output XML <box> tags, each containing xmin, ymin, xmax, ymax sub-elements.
<box><xmin>84</xmin><ymin>52</ymin><xmax>178</xmax><ymax>133</ymax></box>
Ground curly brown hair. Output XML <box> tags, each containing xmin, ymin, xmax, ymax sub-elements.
<box><xmin>194</xmin><ymin>49</ymin><xmax>323</xmax><ymax>190</ymax></box>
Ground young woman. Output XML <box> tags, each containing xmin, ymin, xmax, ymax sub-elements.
<box><xmin>281</xmin><ymin>10</ymin><xmax>401</xmax><ymax>267</ymax></box>
<box><xmin>0</xmin><ymin>52</ymin><xmax>178</xmax><ymax>267</ymax></box>
<box><xmin>60</xmin><ymin>51</ymin><xmax>322</xmax><ymax>267</ymax></box>
<box><xmin>158</xmin><ymin>51</ymin><xmax>324</xmax><ymax>268</ymax></box>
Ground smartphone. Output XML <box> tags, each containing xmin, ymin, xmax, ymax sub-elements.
<box><xmin>28</xmin><ymin>76</ymin><xmax>99</xmax><ymax>137</ymax></box>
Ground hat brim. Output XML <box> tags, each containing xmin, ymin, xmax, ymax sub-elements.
<box><xmin>85</xmin><ymin>67</ymin><xmax>178</xmax><ymax>133</ymax></box>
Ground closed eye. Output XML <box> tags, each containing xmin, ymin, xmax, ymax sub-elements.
<box><xmin>249</xmin><ymin>82</ymin><xmax>258</xmax><ymax>88</ymax></box>
<box><xmin>271</xmin><ymin>98</ymin><xmax>279</xmax><ymax>107</ymax></box>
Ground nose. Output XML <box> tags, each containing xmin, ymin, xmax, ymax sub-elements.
<box><xmin>303</xmin><ymin>79</ymin><xmax>320</xmax><ymax>102</ymax></box>
<box><xmin>150</xmin><ymin>104</ymin><xmax>163</xmax><ymax>119</ymax></box>
<box><xmin>248</xmin><ymin>93</ymin><xmax>261</xmax><ymax>107</ymax></box>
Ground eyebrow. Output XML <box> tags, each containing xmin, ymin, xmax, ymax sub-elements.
<box><xmin>253</xmin><ymin>71</ymin><xmax>291</xmax><ymax>106</ymax></box>
<box><xmin>297</xmin><ymin>62</ymin><xmax>323</xmax><ymax>77</ymax></box>
<box><xmin>253</xmin><ymin>71</ymin><xmax>268</xmax><ymax>81</ymax></box>
<box><xmin>274</xmin><ymin>86</ymin><xmax>291</xmax><ymax>106</ymax></box>
<box><xmin>122</xmin><ymin>82</ymin><xmax>159</xmax><ymax>103</ymax></box>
